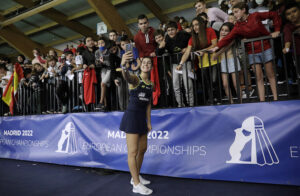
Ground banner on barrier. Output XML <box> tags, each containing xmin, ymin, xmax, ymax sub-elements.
<box><xmin>0</xmin><ymin>100</ymin><xmax>299</xmax><ymax>185</ymax></box>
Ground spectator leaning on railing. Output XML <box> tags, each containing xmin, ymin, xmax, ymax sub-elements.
<box><xmin>154</xmin><ymin>29</ymin><xmax>173</xmax><ymax>107</ymax></box>
<box><xmin>282</xmin><ymin>2</ymin><xmax>300</xmax><ymax>83</ymax></box>
<box><xmin>211</xmin><ymin>2</ymin><xmax>281</xmax><ymax>102</ymax></box>
<box><xmin>179</xmin><ymin>16</ymin><xmax>218</xmax><ymax>105</ymax></box>
<box><xmin>156</xmin><ymin>21</ymin><xmax>193</xmax><ymax>107</ymax></box>
<box><xmin>95</xmin><ymin>36</ymin><xmax>111</xmax><ymax>111</ymax></box>
<box><xmin>56</xmin><ymin>51</ymin><xmax>74</xmax><ymax>113</ymax></box>
<box><xmin>282</xmin><ymin>2</ymin><xmax>300</xmax><ymax>59</ymax></box>
<box><xmin>28</xmin><ymin>63</ymin><xmax>45</xmax><ymax>114</ymax></box>
<box><xmin>82</xmin><ymin>36</ymin><xmax>96</xmax><ymax>69</ymax></box>
<box><xmin>44</xmin><ymin>56</ymin><xmax>58</xmax><ymax>85</ymax></box>
<box><xmin>218</xmin><ymin>22</ymin><xmax>241</xmax><ymax>103</ymax></box>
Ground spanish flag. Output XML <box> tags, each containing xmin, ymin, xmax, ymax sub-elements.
<box><xmin>2</xmin><ymin>63</ymin><xmax>24</xmax><ymax>115</ymax></box>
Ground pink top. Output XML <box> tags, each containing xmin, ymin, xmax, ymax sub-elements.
<box><xmin>207</xmin><ymin>7</ymin><xmax>228</xmax><ymax>23</ymax></box>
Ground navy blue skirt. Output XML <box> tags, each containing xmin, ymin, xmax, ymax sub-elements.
<box><xmin>120</xmin><ymin>109</ymin><xmax>148</xmax><ymax>135</ymax></box>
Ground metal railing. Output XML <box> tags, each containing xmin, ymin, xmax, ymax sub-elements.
<box><xmin>0</xmin><ymin>34</ymin><xmax>299</xmax><ymax>116</ymax></box>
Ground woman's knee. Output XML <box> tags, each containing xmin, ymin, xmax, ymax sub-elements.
<box><xmin>138</xmin><ymin>145</ymin><xmax>147</xmax><ymax>154</ymax></box>
<box><xmin>138</xmin><ymin>135</ymin><xmax>148</xmax><ymax>154</ymax></box>
<box><xmin>128</xmin><ymin>148</ymin><xmax>138</xmax><ymax>158</ymax></box>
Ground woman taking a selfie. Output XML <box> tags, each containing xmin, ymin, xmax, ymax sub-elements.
<box><xmin>119</xmin><ymin>51</ymin><xmax>153</xmax><ymax>195</ymax></box>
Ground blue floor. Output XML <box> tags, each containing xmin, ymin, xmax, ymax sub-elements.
<box><xmin>0</xmin><ymin>158</ymin><xmax>299</xmax><ymax>196</ymax></box>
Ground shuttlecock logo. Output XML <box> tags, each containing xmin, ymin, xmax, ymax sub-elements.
<box><xmin>227</xmin><ymin>116</ymin><xmax>279</xmax><ymax>166</ymax></box>
<box><xmin>56</xmin><ymin>122</ymin><xmax>78</xmax><ymax>154</ymax></box>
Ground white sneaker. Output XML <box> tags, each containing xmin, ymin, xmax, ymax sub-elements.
<box><xmin>242</xmin><ymin>89</ymin><xmax>255</xmax><ymax>98</ymax></box>
<box><xmin>131</xmin><ymin>175</ymin><xmax>151</xmax><ymax>185</ymax></box>
<box><xmin>242</xmin><ymin>91</ymin><xmax>247</xmax><ymax>99</ymax></box>
<box><xmin>132</xmin><ymin>183</ymin><xmax>153</xmax><ymax>195</ymax></box>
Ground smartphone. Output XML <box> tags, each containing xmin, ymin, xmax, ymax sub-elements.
<box><xmin>125</xmin><ymin>43</ymin><xmax>133</xmax><ymax>53</ymax></box>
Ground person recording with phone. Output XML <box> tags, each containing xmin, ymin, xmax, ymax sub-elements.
<box><xmin>120</xmin><ymin>36</ymin><xmax>141</xmax><ymax>75</ymax></box>
<box><xmin>114</xmin><ymin>36</ymin><xmax>141</xmax><ymax>110</ymax></box>
<box><xmin>119</xmin><ymin>51</ymin><xmax>153</xmax><ymax>195</ymax></box>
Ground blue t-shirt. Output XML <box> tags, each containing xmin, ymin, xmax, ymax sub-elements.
<box><xmin>120</xmin><ymin>47</ymin><xmax>139</xmax><ymax>71</ymax></box>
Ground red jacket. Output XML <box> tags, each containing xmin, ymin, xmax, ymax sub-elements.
<box><xmin>283</xmin><ymin>23</ymin><xmax>300</xmax><ymax>55</ymax></box>
<box><xmin>218</xmin><ymin>12</ymin><xmax>281</xmax><ymax>54</ymax></box>
<box><xmin>134</xmin><ymin>27</ymin><xmax>156</xmax><ymax>57</ymax></box>
<box><xmin>83</xmin><ymin>68</ymin><xmax>97</xmax><ymax>105</ymax></box>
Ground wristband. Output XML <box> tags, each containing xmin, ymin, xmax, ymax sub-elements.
<box><xmin>121</xmin><ymin>66</ymin><xmax>128</xmax><ymax>72</ymax></box>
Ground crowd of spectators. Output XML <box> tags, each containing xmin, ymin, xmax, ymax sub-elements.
<box><xmin>0</xmin><ymin>0</ymin><xmax>299</xmax><ymax>115</ymax></box>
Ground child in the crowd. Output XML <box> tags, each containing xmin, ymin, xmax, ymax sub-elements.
<box><xmin>113</xmin><ymin>36</ymin><xmax>140</xmax><ymax>110</ymax></box>
<box><xmin>56</xmin><ymin>51</ymin><xmax>74</xmax><ymax>113</ymax></box>
<box><xmin>42</xmin><ymin>57</ymin><xmax>58</xmax><ymax>113</ymax></box>
<box><xmin>95</xmin><ymin>36</ymin><xmax>111</xmax><ymax>111</ymax></box>
<box><xmin>156</xmin><ymin>21</ymin><xmax>193</xmax><ymax>107</ymax></box>
<box><xmin>75</xmin><ymin>48</ymin><xmax>84</xmax><ymax>71</ymax></box>
<box><xmin>227</xmin><ymin>13</ymin><xmax>254</xmax><ymax>99</ymax></box>
<box><xmin>211</xmin><ymin>2</ymin><xmax>281</xmax><ymax>102</ymax></box>
<box><xmin>74</xmin><ymin>47</ymin><xmax>85</xmax><ymax>101</ymax></box>
<box><xmin>120</xmin><ymin>36</ymin><xmax>141</xmax><ymax>75</ymax></box>
<box><xmin>74</xmin><ymin>47</ymin><xmax>84</xmax><ymax>83</ymax></box>
<box><xmin>282</xmin><ymin>2</ymin><xmax>300</xmax><ymax>82</ymax></box>
<box><xmin>28</xmin><ymin>63</ymin><xmax>45</xmax><ymax>114</ymax></box>
<box><xmin>181</xmin><ymin>21</ymin><xmax>192</xmax><ymax>33</ymax></box>
<box><xmin>95</xmin><ymin>37</ymin><xmax>121</xmax><ymax>111</ymax></box>
<box><xmin>218</xmin><ymin>22</ymin><xmax>241</xmax><ymax>103</ymax></box>
<box><xmin>249</xmin><ymin>0</ymin><xmax>272</xmax><ymax>32</ymax></box>
<box><xmin>228</xmin><ymin>13</ymin><xmax>236</xmax><ymax>24</ymax></box>
<box><xmin>47</xmin><ymin>49</ymin><xmax>58</xmax><ymax>60</ymax></box>
<box><xmin>44</xmin><ymin>56</ymin><xmax>58</xmax><ymax>84</ymax></box>
<box><xmin>154</xmin><ymin>29</ymin><xmax>173</xmax><ymax>107</ymax></box>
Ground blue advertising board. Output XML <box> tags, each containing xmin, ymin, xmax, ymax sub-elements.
<box><xmin>0</xmin><ymin>100</ymin><xmax>299</xmax><ymax>185</ymax></box>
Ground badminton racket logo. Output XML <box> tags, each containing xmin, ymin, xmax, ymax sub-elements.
<box><xmin>227</xmin><ymin>116</ymin><xmax>279</xmax><ymax>166</ymax></box>
<box><xmin>56</xmin><ymin>122</ymin><xmax>78</xmax><ymax>154</ymax></box>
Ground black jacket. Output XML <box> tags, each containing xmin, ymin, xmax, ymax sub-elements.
<box><xmin>156</xmin><ymin>31</ymin><xmax>191</xmax><ymax>64</ymax></box>
<box><xmin>82</xmin><ymin>47</ymin><xmax>96</xmax><ymax>66</ymax></box>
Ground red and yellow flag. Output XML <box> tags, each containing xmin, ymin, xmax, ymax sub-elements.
<box><xmin>2</xmin><ymin>63</ymin><xmax>24</xmax><ymax>115</ymax></box>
